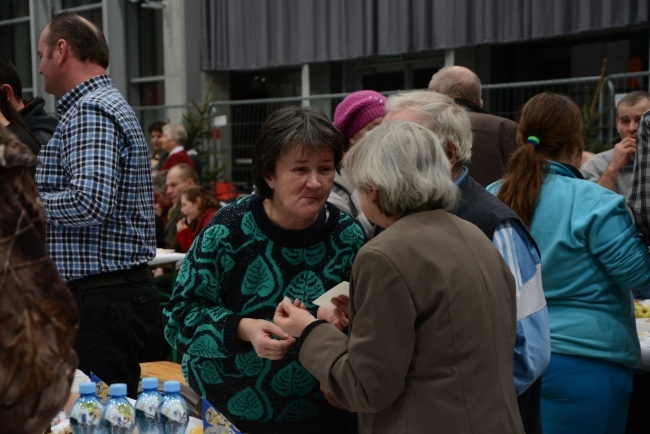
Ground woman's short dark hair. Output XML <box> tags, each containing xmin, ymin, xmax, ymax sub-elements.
<box><xmin>148</xmin><ymin>121</ymin><xmax>167</xmax><ymax>134</ymax></box>
<box><xmin>253</xmin><ymin>105</ymin><xmax>344</xmax><ymax>199</ymax></box>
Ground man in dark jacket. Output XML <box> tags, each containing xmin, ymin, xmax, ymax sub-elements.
<box><xmin>428</xmin><ymin>65</ymin><xmax>519</xmax><ymax>187</ymax></box>
<box><xmin>0</xmin><ymin>55</ymin><xmax>58</xmax><ymax>153</ymax></box>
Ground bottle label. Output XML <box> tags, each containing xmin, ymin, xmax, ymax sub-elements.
<box><xmin>135</xmin><ymin>396</ymin><xmax>161</xmax><ymax>417</ymax></box>
<box><xmin>103</xmin><ymin>401</ymin><xmax>135</xmax><ymax>427</ymax></box>
<box><xmin>70</xmin><ymin>401</ymin><xmax>102</xmax><ymax>425</ymax></box>
<box><xmin>160</xmin><ymin>403</ymin><xmax>188</xmax><ymax>422</ymax></box>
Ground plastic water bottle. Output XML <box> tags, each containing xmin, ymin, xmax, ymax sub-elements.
<box><xmin>135</xmin><ymin>377</ymin><xmax>163</xmax><ymax>434</ymax></box>
<box><xmin>157</xmin><ymin>381</ymin><xmax>189</xmax><ymax>434</ymax></box>
<box><xmin>101</xmin><ymin>383</ymin><xmax>136</xmax><ymax>433</ymax></box>
<box><xmin>69</xmin><ymin>382</ymin><xmax>103</xmax><ymax>434</ymax></box>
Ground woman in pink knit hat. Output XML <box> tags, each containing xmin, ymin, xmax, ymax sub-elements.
<box><xmin>330</xmin><ymin>90</ymin><xmax>386</xmax><ymax>238</ymax></box>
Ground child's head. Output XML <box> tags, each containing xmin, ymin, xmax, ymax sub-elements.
<box><xmin>180</xmin><ymin>185</ymin><xmax>218</xmax><ymax>221</ymax></box>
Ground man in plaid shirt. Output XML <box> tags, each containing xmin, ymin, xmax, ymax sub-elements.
<box><xmin>629</xmin><ymin>109</ymin><xmax>650</xmax><ymax>244</ymax></box>
<box><xmin>35</xmin><ymin>11</ymin><xmax>158</xmax><ymax>397</ymax></box>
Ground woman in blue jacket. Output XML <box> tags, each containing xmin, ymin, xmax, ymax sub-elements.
<box><xmin>487</xmin><ymin>92</ymin><xmax>650</xmax><ymax>434</ymax></box>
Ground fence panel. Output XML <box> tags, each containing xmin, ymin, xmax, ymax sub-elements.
<box><xmin>132</xmin><ymin>72</ymin><xmax>650</xmax><ymax>190</ymax></box>
<box><xmin>207</xmin><ymin>94</ymin><xmax>349</xmax><ymax>187</ymax></box>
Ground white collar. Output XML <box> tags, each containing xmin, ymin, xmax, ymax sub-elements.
<box><xmin>168</xmin><ymin>146</ymin><xmax>185</xmax><ymax>156</ymax></box>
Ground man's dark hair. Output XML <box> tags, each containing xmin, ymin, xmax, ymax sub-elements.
<box><xmin>47</xmin><ymin>11</ymin><xmax>109</xmax><ymax>69</ymax></box>
<box><xmin>617</xmin><ymin>90</ymin><xmax>650</xmax><ymax>115</ymax></box>
<box><xmin>0</xmin><ymin>55</ymin><xmax>23</xmax><ymax>101</ymax></box>
<box><xmin>148</xmin><ymin>121</ymin><xmax>167</xmax><ymax>134</ymax></box>
<box><xmin>253</xmin><ymin>105</ymin><xmax>345</xmax><ymax>199</ymax></box>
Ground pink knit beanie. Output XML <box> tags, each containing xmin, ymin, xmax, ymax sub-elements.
<box><xmin>333</xmin><ymin>90</ymin><xmax>387</xmax><ymax>141</ymax></box>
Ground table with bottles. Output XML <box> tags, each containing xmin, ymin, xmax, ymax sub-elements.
<box><xmin>52</xmin><ymin>369</ymin><xmax>201</xmax><ymax>434</ymax></box>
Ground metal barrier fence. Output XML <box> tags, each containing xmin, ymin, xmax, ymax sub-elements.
<box><xmin>133</xmin><ymin>71</ymin><xmax>650</xmax><ymax>190</ymax></box>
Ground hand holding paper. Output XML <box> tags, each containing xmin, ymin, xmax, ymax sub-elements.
<box><xmin>313</xmin><ymin>281</ymin><xmax>349</xmax><ymax>310</ymax></box>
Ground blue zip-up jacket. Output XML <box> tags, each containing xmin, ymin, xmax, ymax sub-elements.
<box><xmin>489</xmin><ymin>161</ymin><xmax>650</xmax><ymax>368</ymax></box>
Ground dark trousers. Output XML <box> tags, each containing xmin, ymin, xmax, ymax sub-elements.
<box><xmin>227</xmin><ymin>407</ymin><xmax>357</xmax><ymax>434</ymax></box>
<box><xmin>70</xmin><ymin>272</ymin><xmax>160</xmax><ymax>398</ymax></box>
<box><xmin>626</xmin><ymin>370</ymin><xmax>650</xmax><ymax>434</ymax></box>
<box><xmin>518</xmin><ymin>376</ymin><xmax>543</xmax><ymax>434</ymax></box>
<box><xmin>138</xmin><ymin>271</ymin><xmax>176</xmax><ymax>362</ymax></box>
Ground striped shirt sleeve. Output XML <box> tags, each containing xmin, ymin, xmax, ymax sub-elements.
<box><xmin>492</xmin><ymin>220</ymin><xmax>551</xmax><ymax>395</ymax></box>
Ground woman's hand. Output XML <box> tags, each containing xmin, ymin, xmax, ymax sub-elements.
<box><xmin>330</xmin><ymin>294</ymin><xmax>350</xmax><ymax>328</ymax></box>
<box><xmin>274</xmin><ymin>298</ymin><xmax>317</xmax><ymax>337</ymax></box>
<box><xmin>176</xmin><ymin>218</ymin><xmax>188</xmax><ymax>233</ymax></box>
<box><xmin>320</xmin><ymin>383</ymin><xmax>346</xmax><ymax>410</ymax></box>
<box><xmin>317</xmin><ymin>307</ymin><xmax>344</xmax><ymax>331</ymax></box>
<box><xmin>237</xmin><ymin>318</ymin><xmax>296</xmax><ymax>360</ymax></box>
<box><xmin>152</xmin><ymin>267</ymin><xmax>165</xmax><ymax>278</ymax></box>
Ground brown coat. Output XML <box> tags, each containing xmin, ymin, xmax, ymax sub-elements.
<box><xmin>465</xmin><ymin>112</ymin><xmax>519</xmax><ymax>187</ymax></box>
<box><xmin>300</xmin><ymin>210</ymin><xmax>523</xmax><ymax>434</ymax></box>
<box><xmin>0</xmin><ymin>128</ymin><xmax>78</xmax><ymax>434</ymax></box>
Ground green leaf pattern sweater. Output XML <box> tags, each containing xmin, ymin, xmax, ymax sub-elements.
<box><xmin>163</xmin><ymin>194</ymin><xmax>365</xmax><ymax>423</ymax></box>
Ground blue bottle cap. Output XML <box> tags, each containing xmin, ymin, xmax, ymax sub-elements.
<box><xmin>109</xmin><ymin>383</ymin><xmax>128</xmax><ymax>396</ymax></box>
<box><xmin>163</xmin><ymin>380</ymin><xmax>181</xmax><ymax>393</ymax></box>
<box><xmin>141</xmin><ymin>377</ymin><xmax>159</xmax><ymax>390</ymax></box>
<box><xmin>79</xmin><ymin>382</ymin><xmax>96</xmax><ymax>395</ymax></box>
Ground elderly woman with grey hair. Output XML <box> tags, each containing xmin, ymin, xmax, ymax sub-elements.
<box><xmin>160</xmin><ymin>123</ymin><xmax>195</xmax><ymax>171</ymax></box>
<box><xmin>275</xmin><ymin>121</ymin><xmax>525</xmax><ymax>434</ymax></box>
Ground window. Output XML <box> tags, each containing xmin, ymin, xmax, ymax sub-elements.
<box><xmin>56</xmin><ymin>0</ymin><xmax>103</xmax><ymax>30</ymax></box>
<box><xmin>61</xmin><ymin>0</ymin><xmax>99</xmax><ymax>8</ymax></box>
<box><xmin>125</xmin><ymin>2</ymin><xmax>165</xmax><ymax>137</ymax></box>
<box><xmin>0</xmin><ymin>0</ymin><xmax>32</xmax><ymax>98</ymax></box>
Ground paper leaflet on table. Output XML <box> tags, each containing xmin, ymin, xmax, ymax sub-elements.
<box><xmin>203</xmin><ymin>397</ymin><xmax>243</xmax><ymax>434</ymax></box>
<box><xmin>89</xmin><ymin>372</ymin><xmax>110</xmax><ymax>404</ymax></box>
<box><xmin>312</xmin><ymin>281</ymin><xmax>349</xmax><ymax>310</ymax></box>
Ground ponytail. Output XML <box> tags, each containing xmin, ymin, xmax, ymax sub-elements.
<box><xmin>497</xmin><ymin>92</ymin><xmax>583</xmax><ymax>227</ymax></box>
<box><xmin>497</xmin><ymin>142</ymin><xmax>546</xmax><ymax>227</ymax></box>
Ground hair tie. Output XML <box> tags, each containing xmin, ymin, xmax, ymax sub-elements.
<box><xmin>526</xmin><ymin>136</ymin><xmax>540</xmax><ymax>149</ymax></box>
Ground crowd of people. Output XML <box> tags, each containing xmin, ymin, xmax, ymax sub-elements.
<box><xmin>2</xmin><ymin>10</ymin><xmax>650</xmax><ymax>434</ymax></box>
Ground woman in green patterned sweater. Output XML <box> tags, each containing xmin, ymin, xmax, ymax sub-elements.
<box><xmin>163</xmin><ymin>106</ymin><xmax>366</xmax><ymax>434</ymax></box>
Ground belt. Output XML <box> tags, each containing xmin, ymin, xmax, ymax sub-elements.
<box><xmin>67</xmin><ymin>264</ymin><xmax>153</xmax><ymax>293</ymax></box>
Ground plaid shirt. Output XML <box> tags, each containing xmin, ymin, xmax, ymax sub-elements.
<box><xmin>629</xmin><ymin>110</ymin><xmax>650</xmax><ymax>243</ymax></box>
<box><xmin>36</xmin><ymin>75</ymin><xmax>155</xmax><ymax>282</ymax></box>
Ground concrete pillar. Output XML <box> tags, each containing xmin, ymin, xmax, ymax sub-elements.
<box><xmin>162</xmin><ymin>0</ymin><xmax>202</xmax><ymax>122</ymax></box>
<box><xmin>104</xmin><ymin>1</ymin><xmax>128</xmax><ymax>96</ymax></box>
<box><xmin>444</xmin><ymin>49</ymin><xmax>455</xmax><ymax>66</ymax></box>
<box><xmin>30</xmin><ymin>0</ymin><xmax>55</xmax><ymax>112</ymax></box>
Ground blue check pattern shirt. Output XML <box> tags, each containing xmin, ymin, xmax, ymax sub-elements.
<box><xmin>629</xmin><ymin>109</ymin><xmax>650</xmax><ymax>243</ymax></box>
<box><xmin>36</xmin><ymin>75</ymin><xmax>156</xmax><ymax>282</ymax></box>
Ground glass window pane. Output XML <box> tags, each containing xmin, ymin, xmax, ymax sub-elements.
<box><xmin>139</xmin><ymin>81</ymin><xmax>165</xmax><ymax>106</ymax></box>
<box><xmin>0</xmin><ymin>22</ymin><xmax>33</xmax><ymax>92</ymax></box>
<box><xmin>132</xmin><ymin>82</ymin><xmax>166</xmax><ymax>134</ymax></box>
<box><xmin>61</xmin><ymin>0</ymin><xmax>101</xmax><ymax>8</ymax></box>
<box><xmin>0</xmin><ymin>0</ymin><xmax>29</xmax><ymax>20</ymax></box>
<box><xmin>231</xmin><ymin>69</ymin><xmax>301</xmax><ymax>99</ymax></box>
<box><xmin>75</xmin><ymin>9</ymin><xmax>103</xmax><ymax>32</ymax></box>
<box><xmin>137</xmin><ymin>8</ymin><xmax>164</xmax><ymax>77</ymax></box>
